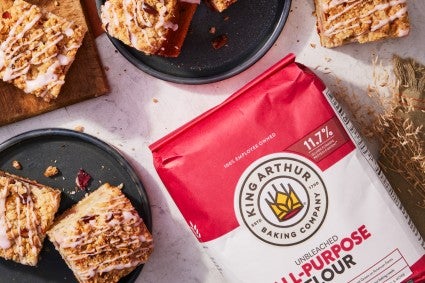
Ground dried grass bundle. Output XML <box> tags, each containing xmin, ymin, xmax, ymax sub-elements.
<box><xmin>377</xmin><ymin>102</ymin><xmax>425</xmax><ymax>206</ymax></box>
<box><xmin>374</xmin><ymin>56</ymin><xmax>425</xmax><ymax>207</ymax></box>
<box><xmin>331</xmin><ymin>55</ymin><xmax>425</xmax><ymax>208</ymax></box>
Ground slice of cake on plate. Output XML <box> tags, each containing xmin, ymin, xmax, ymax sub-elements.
<box><xmin>47</xmin><ymin>183</ymin><xmax>154</xmax><ymax>283</ymax></box>
<box><xmin>313</xmin><ymin>0</ymin><xmax>410</xmax><ymax>48</ymax></box>
<box><xmin>0</xmin><ymin>171</ymin><xmax>61</xmax><ymax>266</ymax></box>
<box><xmin>100</xmin><ymin>0</ymin><xmax>198</xmax><ymax>57</ymax></box>
<box><xmin>0</xmin><ymin>0</ymin><xmax>86</xmax><ymax>101</ymax></box>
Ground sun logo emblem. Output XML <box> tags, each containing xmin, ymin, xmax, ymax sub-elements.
<box><xmin>266</xmin><ymin>183</ymin><xmax>304</xmax><ymax>222</ymax></box>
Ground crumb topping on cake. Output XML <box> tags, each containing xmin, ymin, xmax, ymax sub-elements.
<box><xmin>44</xmin><ymin>166</ymin><xmax>59</xmax><ymax>177</ymax></box>
<box><xmin>0</xmin><ymin>0</ymin><xmax>86</xmax><ymax>101</ymax></box>
<box><xmin>47</xmin><ymin>183</ymin><xmax>153</xmax><ymax>283</ymax></box>
<box><xmin>0</xmin><ymin>185</ymin><xmax>11</xmax><ymax>249</ymax></box>
<box><xmin>314</xmin><ymin>0</ymin><xmax>410</xmax><ymax>47</ymax></box>
<box><xmin>101</xmin><ymin>0</ymin><xmax>180</xmax><ymax>55</ymax></box>
<box><xmin>0</xmin><ymin>171</ymin><xmax>61</xmax><ymax>266</ymax></box>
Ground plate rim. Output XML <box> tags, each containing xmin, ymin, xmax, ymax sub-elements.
<box><xmin>95</xmin><ymin>0</ymin><xmax>292</xmax><ymax>84</ymax></box>
<box><xmin>0</xmin><ymin>128</ymin><xmax>152</xmax><ymax>282</ymax></box>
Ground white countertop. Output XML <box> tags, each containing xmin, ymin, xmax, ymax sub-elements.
<box><xmin>1</xmin><ymin>1</ymin><xmax>424</xmax><ymax>282</ymax></box>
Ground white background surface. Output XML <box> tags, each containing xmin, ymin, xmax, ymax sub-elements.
<box><xmin>0</xmin><ymin>0</ymin><xmax>424</xmax><ymax>282</ymax></box>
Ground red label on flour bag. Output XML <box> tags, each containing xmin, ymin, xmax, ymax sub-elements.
<box><xmin>150</xmin><ymin>54</ymin><xmax>425</xmax><ymax>283</ymax></box>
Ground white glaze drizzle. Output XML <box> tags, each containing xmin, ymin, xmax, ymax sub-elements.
<box><xmin>15</xmin><ymin>195</ymin><xmax>24</xmax><ymax>258</ymax></box>
<box><xmin>328</xmin><ymin>0</ymin><xmax>355</xmax><ymax>9</ymax></box>
<box><xmin>324</xmin><ymin>18</ymin><xmax>356</xmax><ymax>36</ymax></box>
<box><xmin>30</xmin><ymin>31</ymin><xmax>64</xmax><ymax>64</ymax></box>
<box><xmin>371</xmin><ymin>6</ymin><xmax>407</xmax><ymax>31</ymax></box>
<box><xmin>0</xmin><ymin>2</ymin><xmax>79</xmax><ymax>95</ymax></box>
<box><xmin>0</xmin><ymin>5</ymin><xmax>41</xmax><ymax>75</ymax></box>
<box><xmin>24</xmin><ymin>60</ymin><xmax>65</xmax><ymax>93</ymax></box>
<box><xmin>179</xmin><ymin>0</ymin><xmax>200</xmax><ymax>3</ymax></box>
<box><xmin>101</xmin><ymin>0</ymin><xmax>179</xmax><ymax>51</ymax></box>
<box><xmin>397</xmin><ymin>28</ymin><xmax>409</xmax><ymax>37</ymax></box>
<box><xmin>323</xmin><ymin>0</ymin><xmax>407</xmax><ymax>37</ymax></box>
<box><xmin>0</xmin><ymin>182</ymin><xmax>11</xmax><ymax>249</ymax></box>
<box><xmin>17</xmin><ymin>182</ymin><xmax>40</xmax><ymax>259</ymax></box>
<box><xmin>53</xmin><ymin>193</ymin><xmax>152</xmax><ymax>280</ymax></box>
<box><xmin>0</xmin><ymin>177</ymin><xmax>42</xmax><ymax>261</ymax></box>
<box><xmin>327</xmin><ymin>0</ymin><xmax>361</xmax><ymax>22</ymax></box>
<box><xmin>136</xmin><ymin>3</ymin><xmax>152</xmax><ymax>27</ymax></box>
<box><xmin>23</xmin><ymin>185</ymin><xmax>40</xmax><ymax>255</ymax></box>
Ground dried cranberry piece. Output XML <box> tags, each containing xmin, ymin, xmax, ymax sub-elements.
<box><xmin>2</xmin><ymin>11</ymin><xmax>11</xmax><ymax>19</ymax></box>
<box><xmin>212</xmin><ymin>34</ymin><xmax>228</xmax><ymax>50</ymax></box>
<box><xmin>142</xmin><ymin>3</ymin><xmax>158</xmax><ymax>15</ymax></box>
<box><xmin>81</xmin><ymin>215</ymin><xmax>96</xmax><ymax>223</ymax></box>
<box><xmin>18</xmin><ymin>193</ymin><xmax>30</xmax><ymax>205</ymax></box>
<box><xmin>75</xmin><ymin>168</ymin><xmax>91</xmax><ymax>190</ymax></box>
<box><xmin>20</xmin><ymin>228</ymin><xmax>29</xmax><ymax>238</ymax></box>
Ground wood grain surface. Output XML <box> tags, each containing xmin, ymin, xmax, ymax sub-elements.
<box><xmin>0</xmin><ymin>0</ymin><xmax>109</xmax><ymax>126</ymax></box>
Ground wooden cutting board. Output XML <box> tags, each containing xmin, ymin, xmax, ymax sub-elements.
<box><xmin>0</xmin><ymin>0</ymin><xmax>109</xmax><ymax>126</ymax></box>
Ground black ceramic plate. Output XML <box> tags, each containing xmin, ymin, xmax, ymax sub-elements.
<box><xmin>95</xmin><ymin>0</ymin><xmax>292</xmax><ymax>84</ymax></box>
<box><xmin>0</xmin><ymin>128</ymin><xmax>152</xmax><ymax>283</ymax></box>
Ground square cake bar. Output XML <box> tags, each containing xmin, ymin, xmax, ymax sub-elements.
<box><xmin>314</xmin><ymin>0</ymin><xmax>410</xmax><ymax>48</ymax></box>
<box><xmin>0</xmin><ymin>0</ymin><xmax>86</xmax><ymax>101</ymax></box>
<box><xmin>47</xmin><ymin>183</ymin><xmax>154</xmax><ymax>283</ymax></box>
<box><xmin>0</xmin><ymin>171</ymin><xmax>61</xmax><ymax>266</ymax></box>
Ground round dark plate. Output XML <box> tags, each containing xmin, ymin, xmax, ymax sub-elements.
<box><xmin>95</xmin><ymin>0</ymin><xmax>292</xmax><ymax>84</ymax></box>
<box><xmin>0</xmin><ymin>128</ymin><xmax>152</xmax><ymax>283</ymax></box>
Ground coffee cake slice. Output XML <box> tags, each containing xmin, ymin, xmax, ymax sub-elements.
<box><xmin>0</xmin><ymin>0</ymin><xmax>86</xmax><ymax>101</ymax></box>
<box><xmin>0</xmin><ymin>171</ymin><xmax>61</xmax><ymax>266</ymax></box>
<box><xmin>100</xmin><ymin>0</ymin><xmax>198</xmax><ymax>57</ymax></box>
<box><xmin>47</xmin><ymin>183</ymin><xmax>153</xmax><ymax>283</ymax></box>
<box><xmin>313</xmin><ymin>0</ymin><xmax>410</xmax><ymax>48</ymax></box>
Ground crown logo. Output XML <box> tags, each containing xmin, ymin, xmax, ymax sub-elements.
<box><xmin>266</xmin><ymin>183</ymin><xmax>304</xmax><ymax>222</ymax></box>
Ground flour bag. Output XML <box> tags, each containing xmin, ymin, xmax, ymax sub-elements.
<box><xmin>150</xmin><ymin>54</ymin><xmax>425</xmax><ymax>283</ymax></box>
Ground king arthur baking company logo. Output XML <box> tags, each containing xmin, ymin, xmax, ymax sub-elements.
<box><xmin>266</xmin><ymin>183</ymin><xmax>304</xmax><ymax>222</ymax></box>
<box><xmin>235</xmin><ymin>153</ymin><xmax>328</xmax><ymax>246</ymax></box>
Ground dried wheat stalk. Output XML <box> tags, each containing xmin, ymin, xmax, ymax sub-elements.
<box><xmin>331</xmin><ymin>55</ymin><xmax>425</xmax><ymax>207</ymax></box>
<box><xmin>376</xmin><ymin>103</ymin><xmax>425</xmax><ymax>207</ymax></box>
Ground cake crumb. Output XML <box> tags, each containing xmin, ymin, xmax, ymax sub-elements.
<box><xmin>12</xmin><ymin>160</ymin><xmax>22</xmax><ymax>170</ymax></box>
<box><xmin>152</xmin><ymin>98</ymin><xmax>159</xmax><ymax>103</ymax></box>
<box><xmin>310</xmin><ymin>43</ymin><xmax>316</xmax><ymax>48</ymax></box>
<box><xmin>44</xmin><ymin>166</ymin><xmax>59</xmax><ymax>178</ymax></box>
<box><xmin>325</xmin><ymin>57</ymin><xmax>332</xmax><ymax>62</ymax></box>
<box><xmin>74</xmin><ymin>126</ymin><xmax>85</xmax><ymax>132</ymax></box>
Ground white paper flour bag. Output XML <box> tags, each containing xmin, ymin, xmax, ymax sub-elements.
<box><xmin>150</xmin><ymin>54</ymin><xmax>425</xmax><ymax>283</ymax></box>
